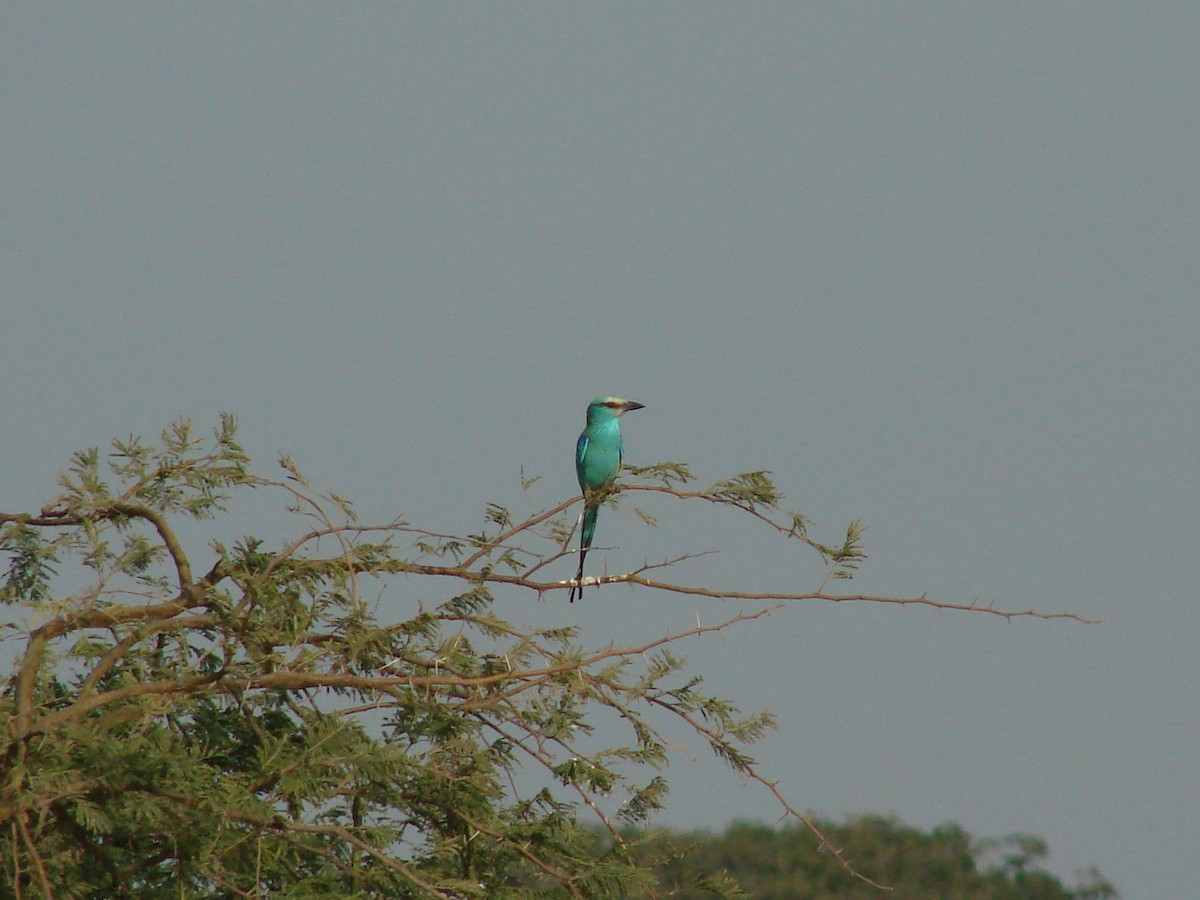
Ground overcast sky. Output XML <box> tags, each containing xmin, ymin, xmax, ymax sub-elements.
<box><xmin>5</xmin><ymin>5</ymin><xmax>1197</xmax><ymax>895</ymax></box>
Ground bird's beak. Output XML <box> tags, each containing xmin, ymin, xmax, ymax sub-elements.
<box><xmin>623</xmin><ymin>401</ymin><xmax>646</xmax><ymax>412</ymax></box>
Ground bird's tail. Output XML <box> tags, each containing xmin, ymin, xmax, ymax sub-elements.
<box><xmin>569</xmin><ymin>502</ymin><xmax>600</xmax><ymax>603</ymax></box>
<box><xmin>580</xmin><ymin>502</ymin><xmax>600</xmax><ymax>551</ymax></box>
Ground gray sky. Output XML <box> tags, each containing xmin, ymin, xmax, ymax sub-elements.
<box><xmin>5</xmin><ymin>5</ymin><xmax>1197</xmax><ymax>895</ymax></box>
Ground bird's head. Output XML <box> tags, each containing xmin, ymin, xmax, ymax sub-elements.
<box><xmin>587</xmin><ymin>396</ymin><xmax>646</xmax><ymax>423</ymax></box>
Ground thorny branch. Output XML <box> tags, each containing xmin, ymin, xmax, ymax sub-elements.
<box><xmin>0</xmin><ymin>434</ymin><xmax>1097</xmax><ymax>895</ymax></box>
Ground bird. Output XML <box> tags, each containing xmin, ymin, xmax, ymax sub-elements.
<box><xmin>569</xmin><ymin>396</ymin><xmax>645</xmax><ymax>602</ymax></box>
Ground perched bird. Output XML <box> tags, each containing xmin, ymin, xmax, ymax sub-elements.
<box><xmin>569</xmin><ymin>396</ymin><xmax>645</xmax><ymax>602</ymax></box>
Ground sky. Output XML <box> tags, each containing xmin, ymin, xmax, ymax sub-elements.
<box><xmin>4</xmin><ymin>4</ymin><xmax>1197</xmax><ymax>895</ymax></box>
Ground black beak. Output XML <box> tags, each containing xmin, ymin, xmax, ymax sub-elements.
<box><xmin>624</xmin><ymin>401</ymin><xmax>646</xmax><ymax>412</ymax></box>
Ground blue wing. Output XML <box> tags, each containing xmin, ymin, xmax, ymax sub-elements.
<box><xmin>619</xmin><ymin>435</ymin><xmax>626</xmax><ymax>468</ymax></box>
<box><xmin>575</xmin><ymin>432</ymin><xmax>590</xmax><ymax>487</ymax></box>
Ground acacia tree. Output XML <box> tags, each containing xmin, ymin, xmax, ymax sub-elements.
<box><xmin>0</xmin><ymin>418</ymin><xmax>1090</xmax><ymax>898</ymax></box>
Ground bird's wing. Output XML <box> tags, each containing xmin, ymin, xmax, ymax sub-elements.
<box><xmin>576</xmin><ymin>432</ymin><xmax>590</xmax><ymax>473</ymax></box>
<box><xmin>619</xmin><ymin>435</ymin><xmax>626</xmax><ymax>467</ymax></box>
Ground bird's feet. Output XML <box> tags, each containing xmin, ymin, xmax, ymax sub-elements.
<box><xmin>567</xmin><ymin>574</ymin><xmax>600</xmax><ymax>603</ymax></box>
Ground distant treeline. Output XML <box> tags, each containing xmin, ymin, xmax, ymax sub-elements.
<box><xmin>590</xmin><ymin>815</ymin><xmax>1118</xmax><ymax>899</ymax></box>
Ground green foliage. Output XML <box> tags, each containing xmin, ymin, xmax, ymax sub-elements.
<box><xmin>703</xmin><ymin>471</ymin><xmax>782</xmax><ymax>509</ymax></box>
<box><xmin>620</xmin><ymin>817</ymin><xmax>1119</xmax><ymax>899</ymax></box>
<box><xmin>0</xmin><ymin>524</ymin><xmax>58</xmax><ymax>605</ymax></box>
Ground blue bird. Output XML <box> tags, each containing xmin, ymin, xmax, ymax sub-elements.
<box><xmin>569</xmin><ymin>396</ymin><xmax>645</xmax><ymax>602</ymax></box>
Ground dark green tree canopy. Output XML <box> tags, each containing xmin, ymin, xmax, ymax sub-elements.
<box><xmin>623</xmin><ymin>817</ymin><xmax>1118</xmax><ymax>899</ymax></box>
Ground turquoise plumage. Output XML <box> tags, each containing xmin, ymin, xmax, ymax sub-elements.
<box><xmin>569</xmin><ymin>396</ymin><xmax>645</xmax><ymax>602</ymax></box>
